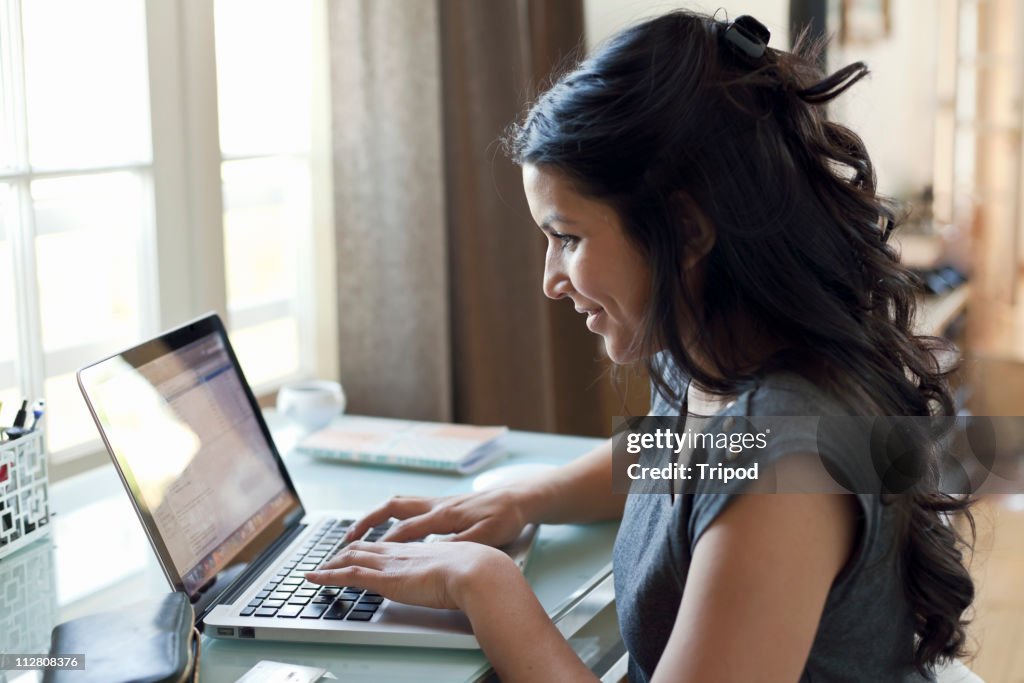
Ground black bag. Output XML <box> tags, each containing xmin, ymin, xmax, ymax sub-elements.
<box><xmin>43</xmin><ymin>591</ymin><xmax>199</xmax><ymax>683</ymax></box>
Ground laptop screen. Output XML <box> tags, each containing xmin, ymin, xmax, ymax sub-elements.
<box><xmin>78</xmin><ymin>316</ymin><xmax>303</xmax><ymax>597</ymax></box>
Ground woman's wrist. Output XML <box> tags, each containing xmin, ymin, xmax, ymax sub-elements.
<box><xmin>510</xmin><ymin>475</ymin><xmax>561</xmax><ymax>525</ymax></box>
<box><xmin>453</xmin><ymin>546</ymin><xmax>527</xmax><ymax>614</ymax></box>
<box><xmin>454</xmin><ymin>545</ymin><xmax>595</xmax><ymax>682</ymax></box>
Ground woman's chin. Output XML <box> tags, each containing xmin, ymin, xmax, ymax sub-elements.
<box><xmin>602</xmin><ymin>336</ymin><xmax>642</xmax><ymax>365</ymax></box>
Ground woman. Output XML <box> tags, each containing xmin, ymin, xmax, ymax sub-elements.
<box><xmin>307</xmin><ymin>11</ymin><xmax>974</xmax><ymax>682</ymax></box>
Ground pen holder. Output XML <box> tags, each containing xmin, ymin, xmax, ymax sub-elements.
<box><xmin>0</xmin><ymin>430</ymin><xmax>51</xmax><ymax>561</ymax></box>
<box><xmin>0</xmin><ymin>535</ymin><xmax>57</xmax><ymax>659</ymax></box>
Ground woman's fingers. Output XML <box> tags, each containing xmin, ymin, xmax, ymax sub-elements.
<box><xmin>379</xmin><ymin>508</ymin><xmax>458</xmax><ymax>542</ymax></box>
<box><xmin>305</xmin><ymin>564</ymin><xmax>385</xmax><ymax>590</ymax></box>
<box><xmin>343</xmin><ymin>496</ymin><xmax>434</xmax><ymax>542</ymax></box>
<box><xmin>308</xmin><ymin>543</ymin><xmax>388</xmax><ymax>587</ymax></box>
<box><xmin>305</xmin><ymin>541</ymin><xmax>507</xmax><ymax>611</ymax></box>
<box><xmin>319</xmin><ymin>545</ymin><xmax>386</xmax><ymax>571</ymax></box>
<box><xmin>450</xmin><ymin>519</ymin><xmax>498</xmax><ymax>544</ymax></box>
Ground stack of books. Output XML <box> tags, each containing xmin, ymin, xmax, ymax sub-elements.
<box><xmin>296</xmin><ymin>415</ymin><xmax>508</xmax><ymax>474</ymax></box>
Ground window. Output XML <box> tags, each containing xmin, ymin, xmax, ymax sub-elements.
<box><xmin>214</xmin><ymin>0</ymin><xmax>315</xmax><ymax>388</ymax></box>
<box><xmin>1</xmin><ymin>0</ymin><xmax>334</xmax><ymax>475</ymax></box>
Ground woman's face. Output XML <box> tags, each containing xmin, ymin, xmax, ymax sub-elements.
<box><xmin>523</xmin><ymin>164</ymin><xmax>650</xmax><ymax>364</ymax></box>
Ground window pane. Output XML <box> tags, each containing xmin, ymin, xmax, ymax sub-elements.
<box><xmin>0</xmin><ymin>35</ymin><xmax>16</xmax><ymax>171</ymax></box>
<box><xmin>0</xmin><ymin>387</ymin><xmax>23</xmax><ymax>429</ymax></box>
<box><xmin>44</xmin><ymin>371</ymin><xmax>99</xmax><ymax>454</ymax></box>
<box><xmin>222</xmin><ymin>157</ymin><xmax>306</xmax><ymax>307</ymax></box>
<box><xmin>0</xmin><ymin>185</ymin><xmax>17</xmax><ymax>367</ymax></box>
<box><xmin>33</xmin><ymin>173</ymin><xmax>144</xmax><ymax>353</ymax></box>
<box><xmin>230</xmin><ymin>318</ymin><xmax>299</xmax><ymax>389</ymax></box>
<box><xmin>21</xmin><ymin>0</ymin><xmax>150</xmax><ymax>169</ymax></box>
<box><xmin>214</xmin><ymin>0</ymin><xmax>312</xmax><ymax>157</ymax></box>
<box><xmin>0</xmin><ymin>186</ymin><xmax>18</xmax><ymax>399</ymax></box>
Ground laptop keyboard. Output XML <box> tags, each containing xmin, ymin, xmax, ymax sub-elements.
<box><xmin>241</xmin><ymin>518</ymin><xmax>394</xmax><ymax>622</ymax></box>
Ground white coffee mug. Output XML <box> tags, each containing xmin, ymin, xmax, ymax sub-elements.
<box><xmin>276</xmin><ymin>380</ymin><xmax>346</xmax><ymax>433</ymax></box>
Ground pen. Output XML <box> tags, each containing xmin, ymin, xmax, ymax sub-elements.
<box><xmin>30</xmin><ymin>399</ymin><xmax>45</xmax><ymax>431</ymax></box>
<box><xmin>13</xmin><ymin>399</ymin><xmax>27</xmax><ymax>429</ymax></box>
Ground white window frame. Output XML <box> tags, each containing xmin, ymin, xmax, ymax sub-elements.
<box><xmin>3</xmin><ymin>0</ymin><xmax>337</xmax><ymax>480</ymax></box>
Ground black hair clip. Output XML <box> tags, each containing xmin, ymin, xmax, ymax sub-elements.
<box><xmin>723</xmin><ymin>15</ymin><xmax>771</xmax><ymax>60</ymax></box>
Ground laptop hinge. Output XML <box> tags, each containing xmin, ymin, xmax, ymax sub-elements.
<box><xmin>283</xmin><ymin>507</ymin><xmax>305</xmax><ymax>528</ymax></box>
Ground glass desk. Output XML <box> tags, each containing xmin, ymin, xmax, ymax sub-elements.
<box><xmin>0</xmin><ymin>416</ymin><xmax>626</xmax><ymax>683</ymax></box>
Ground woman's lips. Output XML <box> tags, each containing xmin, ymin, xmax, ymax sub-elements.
<box><xmin>579</xmin><ymin>307</ymin><xmax>604</xmax><ymax>331</ymax></box>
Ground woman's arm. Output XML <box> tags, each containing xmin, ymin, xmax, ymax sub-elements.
<box><xmin>345</xmin><ymin>438</ymin><xmax>624</xmax><ymax>544</ymax></box>
<box><xmin>521</xmin><ymin>438</ymin><xmax>625</xmax><ymax>525</ymax></box>
<box><xmin>307</xmin><ymin>542</ymin><xmax>598</xmax><ymax>682</ymax></box>
<box><xmin>652</xmin><ymin>493</ymin><xmax>858</xmax><ymax>682</ymax></box>
<box><xmin>459</xmin><ymin>552</ymin><xmax>598</xmax><ymax>682</ymax></box>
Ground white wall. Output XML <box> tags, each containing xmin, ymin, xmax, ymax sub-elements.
<box><xmin>829</xmin><ymin>0</ymin><xmax>939</xmax><ymax>199</ymax></box>
<box><xmin>582</xmin><ymin>0</ymin><xmax>938</xmax><ymax>199</ymax></box>
<box><xmin>584</xmin><ymin>1</ymin><xmax>791</xmax><ymax>57</ymax></box>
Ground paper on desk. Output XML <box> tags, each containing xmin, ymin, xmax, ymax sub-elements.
<box><xmin>234</xmin><ymin>660</ymin><xmax>337</xmax><ymax>683</ymax></box>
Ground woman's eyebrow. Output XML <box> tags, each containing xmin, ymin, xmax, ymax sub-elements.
<box><xmin>540</xmin><ymin>213</ymin><xmax>577</xmax><ymax>232</ymax></box>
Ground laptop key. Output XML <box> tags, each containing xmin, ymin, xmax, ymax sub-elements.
<box><xmin>300</xmin><ymin>603</ymin><xmax>330</xmax><ymax>619</ymax></box>
<box><xmin>247</xmin><ymin>599</ymin><xmax>263</xmax><ymax>608</ymax></box>
<box><xmin>282</xmin><ymin>578</ymin><xmax>303</xmax><ymax>586</ymax></box>
<box><xmin>276</xmin><ymin>604</ymin><xmax>304</xmax><ymax>618</ymax></box>
<box><xmin>354</xmin><ymin>602</ymin><xmax>382</xmax><ymax>614</ymax></box>
<box><xmin>263</xmin><ymin>599</ymin><xmax>286</xmax><ymax>608</ymax></box>
<box><xmin>323</xmin><ymin>600</ymin><xmax>354</xmax><ymax>620</ymax></box>
<box><xmin>255</xmin><ymin>607</ymin><xmax>278</xmax><ymax>617</ymax></box>
<box><xmin>358</xmin><ymin>595</ymin><xmax>383</xmax><ymax>605</ymax></box>
<box><xmin>318</xmin><ymin>588</ymin><xmax>340</xmax><ymax>596</ymax></box>
<box><xmin>294</xmin><ymin>589</ymin><xmax>317</xmax><ymax>598</ymax></box>
<box><xmin>346</xmin><ymin>610</ymin><xmax>374</xmax><ymax>621</ymax></box>
<box><xmin>256</xmin><ymin>590</ymin><xmax>271</xmax><ymax>599</ymax></box>
<box><xmin>240</xmin><ymin>606</ymin><xmax>256</xmax><ymax>617</ymax></box>
<box><xmin>288</xmin><ymin>596</ymin><xmax>311</xmax><ymax>605</ymax></box>
<box><xmin>296</xmin><ymin>563</ymin><xmax>317</xmax><ymax>571</ymax></box>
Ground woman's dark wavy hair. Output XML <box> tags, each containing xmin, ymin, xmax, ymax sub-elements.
<box><xmin>503</xmin><ymin>10</ymin><xmax>974</xmax><ymax>675</ymax></box>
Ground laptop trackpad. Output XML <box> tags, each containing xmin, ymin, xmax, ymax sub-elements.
<box><xmin>377</xmin><ymin>602</ymin><xmax>473</xmax><ymax>634</ymax></box>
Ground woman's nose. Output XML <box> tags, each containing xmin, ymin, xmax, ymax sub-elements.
<box><xmin>542</xmin><ymin>250</ymin><xmax>571</xmax><ymax>300</ymax></box>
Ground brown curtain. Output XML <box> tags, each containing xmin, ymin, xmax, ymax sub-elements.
<box><xmin>440</xmin><ymin>0</ymin><xmax>616</xmax><ymax>436</ymax></box>
<box><xmin>329</xmin><ymin>0</ymin><xmax>629</xmax><ymax>436</ymax></box>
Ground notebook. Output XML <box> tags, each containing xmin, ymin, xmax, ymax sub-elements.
<box><xmin>297</xmin><ymin>416</ymin><xmax>508</xmax><ymax>474</ymax></box>
<box><xmin>77</xmin><ymin>313</ymin><xmax>537</xmax><ymax>648</ymax></box>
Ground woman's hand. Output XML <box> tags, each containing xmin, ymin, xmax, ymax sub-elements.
<box><xmin>304</xmin><ymin>540</ymin><xmax>517</xmax><ymax>611</ymax></box>
<box><xmin>341</xmin><ymin>486</ymin><xmax>543</xmax><ymax>547</ymax></box>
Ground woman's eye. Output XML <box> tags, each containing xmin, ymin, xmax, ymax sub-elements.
<box><xmin>551</xmin><ymin>231</ymin><xmax>579</xmax><ymax>249</ymax></box>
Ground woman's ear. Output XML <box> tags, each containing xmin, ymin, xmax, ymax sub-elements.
<box><xmin>671</xmin><ymin>191</ymin><xmax>716</xmax><ymax>269</ymax></box>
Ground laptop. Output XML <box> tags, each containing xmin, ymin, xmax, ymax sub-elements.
<box><xmin>77</xmin><ymin>313</ymin><xmax>537</xmax><ymax>648</ymax></box>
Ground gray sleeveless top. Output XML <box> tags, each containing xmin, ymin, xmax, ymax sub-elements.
<box><xmin>613</xmin><ymin>365</ymin><xmax>932</xmax><ymax>682</ymax></box>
